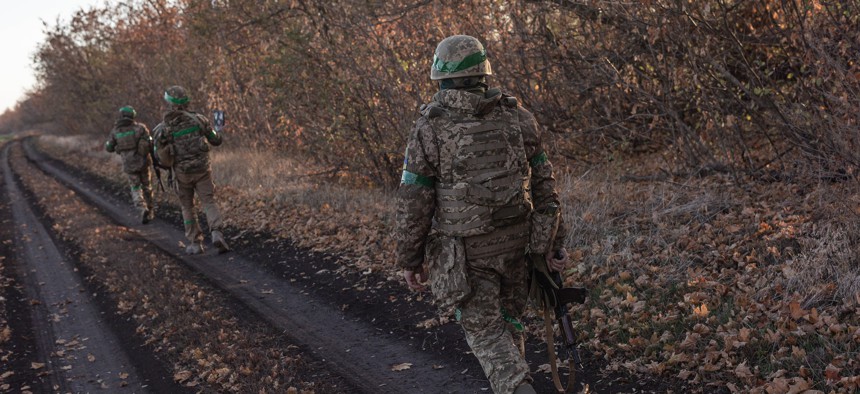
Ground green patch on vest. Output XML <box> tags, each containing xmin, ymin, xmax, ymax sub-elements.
<box><xmin>115</xmin><ymin>130</ymin><xmax>136</xmax><ymax>139</ymax></box>
<box><xmin>173</xmin><ymin>125</ymin><xmax>201</xmax><ymax>138</ymax></box>
<box><xmin>401</xmin><ymin>170</ymin><xmax>435</xmax><ymax>188</ymax></box>
<box><xmin>530</xmin><ymin>151</ymin><xmax>548</xmax><ymax>167</ymax></box>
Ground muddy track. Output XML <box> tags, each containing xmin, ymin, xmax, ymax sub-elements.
<box><xmin>1</xmin><ymin>143</ymin><xmax>177</xmax><ymax>392</ymax></box>
<box><xmin>19</xmin><ymin>138</ymin><xmax>493</xmax><ymax>393</ymax></box>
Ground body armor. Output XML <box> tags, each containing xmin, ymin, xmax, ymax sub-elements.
<box><xmin>163</xmin><ymin>111</ymin><xmax>211</xmax><ymax>174</ymax></box>
<box><xmin>425</xmin><ymin>94</ymin><xmax>532</xmax><ymax>259</ymax></box>
<box><xmin>109</xmin><ymin>121</ymin><xmax>150</xmax><ymax>173</ymax></box>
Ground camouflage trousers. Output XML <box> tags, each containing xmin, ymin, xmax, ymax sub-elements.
<box><xmin>126</xmin><ymin>167</ymin><xmax>153</xmax><ymax>213</ymax></box>
<box><xmin>175</xmin><ymin>170</ymin><xmax>223</xmax><ymax>243</ymax></box>
<box><xmin>428</xmin><ymin>235</ymin><xmax>531</xmax><ymax>394</ymax></box>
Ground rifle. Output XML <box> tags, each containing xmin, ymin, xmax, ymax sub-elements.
<box><xmin>532</xmin><ymin>209</ymin><xmax>588</xmax><ymax>393</ymax></box>
<box><xmin>149</xmin><ymin>145</ymin><xmax>165</xmax><ymax>192</ymax></box>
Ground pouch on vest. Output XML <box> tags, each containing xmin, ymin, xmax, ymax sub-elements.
<box><xmin>426</xmin><ymin>234</ymin><xmax>471</xmax><ymax>309</ymax></box>
<box><xmin>153</xmin><ymin>125</ymin><xmax>174</xmax><ymax>168</ymax></box>
<box><xmin>155</xmin><ymin>144</ymin><xmax>175</xmax><ymax>168</ymax></box>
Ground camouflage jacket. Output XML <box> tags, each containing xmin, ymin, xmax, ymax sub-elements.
<box><xmin>160</xmin><ymin>109</ymin><xmax>222</xmax><ymax>174</ymax></box>
<box><xmin>394</xmin><ymin>88</ymin><xmax>567</xmax><ymax>269</ymax></box>
<box><xmin>105</xmin><ymin>118</ymin><xmax>152</xmax><ymax>174</ymax></box>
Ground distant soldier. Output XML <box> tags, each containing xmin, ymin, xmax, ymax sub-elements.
<box><xmin>394</xmin><ymin>35</ymin><xmax>570</xmax><ymax>394</ymax></box>
<box><xmin>105</xmin><ymin>105</ymin><xmax>155</xmax><ymax>224</ymax></box>
<box><xmin>154</xmin><ymin>85</ymin><xmax>230</xmax><ymax>254</ymax></box>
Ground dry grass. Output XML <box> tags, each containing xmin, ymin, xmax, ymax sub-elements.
<box><xmin>212</xmin><ymin>146</ymin><xmax>389</xmax><ymax>213</ymax></box>
<box><xmin>786</xmin><ymin>188</ymin><xmax>860</xmax><ymax>308</ymax></box>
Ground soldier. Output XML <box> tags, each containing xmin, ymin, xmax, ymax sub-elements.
<box><xmin>155</xmin><ymin>85</ymin><xmax>230</xmax><ymax>255</ymax></box>
<box><xmin>105</xmin><ymin>105</ymin><xmax>155</xmax><ymax>224</ymax></box>
<box><xmin>394</xmin><ymin>35</ymin><xmax>570</xmax><ymax>394</ymax></box>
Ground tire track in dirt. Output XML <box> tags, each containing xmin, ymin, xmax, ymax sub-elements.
<box><xmin>2</xmin><ymin>143</ymin><xmax>153</xmax><ymax>392</ymax></box>
<box><xmin>21</xmin><ymin>138</ymin><xmax>491</xmax><ymax>393</ymax></box>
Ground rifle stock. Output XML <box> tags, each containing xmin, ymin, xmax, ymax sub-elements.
<box><xmin>552</xmin><ymin>270</ymin><xmax>586</xmax><ymax>370</ymax></box>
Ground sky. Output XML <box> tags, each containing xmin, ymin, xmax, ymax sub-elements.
<box><xmin>0</xmin><ymin>0</ymin><xmax>105</xmax><ymax>113</ymax></box>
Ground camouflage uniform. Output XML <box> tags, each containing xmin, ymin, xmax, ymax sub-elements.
<box><xmin>157</xmin><ymin>86</ymin><xmax>229</xmax><ymax>254</ymax></box>
<box><xmin>395</xmin><ymin>86</ymin><xmax>567</xmax><ymax>393</ymax></box>
<box><xmin>105</xmin><ymin>109</ymin><xmax>154</xmax><ymax>222</ymax></box>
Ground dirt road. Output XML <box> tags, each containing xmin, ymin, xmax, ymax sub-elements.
<box><xmin>4</xmin><ymin>138</ymin><xmax>494</xmax><ymax>393</ymax></box>
<box><xmin>2</xmin><ymin>143</ymin><xmax>176</xmax><ymax>392</ymax></box>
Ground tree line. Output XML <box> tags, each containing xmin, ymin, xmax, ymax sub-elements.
<box><xmin>1</xmin><ymin>0</ymin><xmax>857</xmax><ymax>187</ymax></box>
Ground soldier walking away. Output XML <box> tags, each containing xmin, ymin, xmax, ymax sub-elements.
<box><xmin>394</xmin><ymin>35</ymin><xmax>570</xmax><ymax>394</ymax></box>
<box><xmin>105</xmin><ymin>105</ymin><xmax>155</xmax><ymax>224</ymax></box>
<box><xmin>155</xmin><ymin>85</ymin><xmax>230</xmax><ymax>255</ymax></box>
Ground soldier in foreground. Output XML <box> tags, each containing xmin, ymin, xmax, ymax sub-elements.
<box><xmin>394</xmin><ymin>35</ymin><xmax>570</xmax><ymax>394</ymax></box>
<box><xmin>154</xmin><ymin>85</ymin><xmax>230</xmax><ymax>255</ymax></box>
<box><xmin>105</xmin><ymin>105</ymin><xmax>155</xmax><ymax>224</ymax></box>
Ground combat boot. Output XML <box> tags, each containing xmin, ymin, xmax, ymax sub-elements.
<box><xmin>212</xmin><ymin>231</ymin><xmax>230</xmax><ymax>254</ymax></box>
<box><xmin>185</xmin><ymin>242</ymin><xmax>204</xmax><ymax>255</ymax></box>
<box><xmin>513</xmin><ymin>383</ymin><xmax>537</xmax><ymax>394</ymax></box>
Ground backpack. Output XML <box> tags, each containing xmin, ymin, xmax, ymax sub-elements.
<box><xmin>152</xmin><ymin>123</ymin><xmax>174</xmax><ymax>169</ymax></box>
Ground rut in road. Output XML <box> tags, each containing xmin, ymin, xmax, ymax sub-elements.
<box><xmin>9</xmin><ymin>140</ymin><xmax>353</xmax><ymax>393</ymax></box>
<box><xmin>20</xmin><ymin>138</ymin><xmax>492</xmax><ymax>393</ymax></box>
<box><xmin>2</xmin><ymin>143</ymin><xmax>163</xmax><ymax>392</ymax></box>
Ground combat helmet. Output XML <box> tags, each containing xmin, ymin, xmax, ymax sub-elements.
<box><xmin>118</xmin><ymin>105</ymin><xmax>137</xmax><ymax>119</ymax></box>
<box><xmin>430</xmin><ymin>35</ymin><xmax>493</xmax><ymax>80</ymax></box>
<box><xmin>163</xmin><ymin>85</ymin><xmax>190</xmax><ymax>106</ymax></box>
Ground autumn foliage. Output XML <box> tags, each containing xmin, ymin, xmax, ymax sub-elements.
<box><xmin>0</xmin><ymin>0</ymin><xmax>855</xmax><ymax>186</ymax></box>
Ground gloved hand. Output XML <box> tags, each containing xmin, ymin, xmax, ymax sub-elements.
<box><xmin>403</xmin><ymin>265</ymin><xmax>428</xmax><ymax>291</ymax></box>
<box><xmin>546</xmin><ymin>247</ymin><xmax>569</xmax><ymax>273</ymax></box>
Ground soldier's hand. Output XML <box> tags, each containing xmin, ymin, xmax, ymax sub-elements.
<box><xmin>403</xmin><ymin>266</ymin><xmax>428</xmax><ymax>291</ymax></box>
<box><xmin>546</xmin><ymin>247</ymin><xmax>569</xmax><ymax>273</ymax></box>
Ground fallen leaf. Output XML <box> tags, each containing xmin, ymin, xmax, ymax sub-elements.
<box><xmin>174</xmin><ymin>370</ymin><xmax>192</xmax><ymax>382</ymax></box>
<box><xmin>30</xmin><ymin>362</ymin><xmax>45</xmax><ymax>370</ymax></box>
<box><xmin>391</xmin><ymin>362</ymin><xmax>412</xmax><ymax>371</ymax></box>
<box><xmin>87</xmin><ymin>354</ymin><xmax>95</xmax><ymax>362</ymax></box>
<box><xmin>825</xmin><ymin>364</ymin><xmax>841</xmax><ymax>381</ymax></box>
<box><xmin>734</xmin><ymin>361</ymin><xmax>753</xmax><ymax>379</ymax></box>
<box><xmin>789</xmin><ymin>301</ymin><xmax>804</xmax><ymax>320</ymax></box>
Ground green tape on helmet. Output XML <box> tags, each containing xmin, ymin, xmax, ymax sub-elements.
<box><xmin>119</xmin><ymin>106</ymin><xmax>137</xmax><ymax>118</ymax></box>
<box><xmin>432</xmin><ymin>50</ymin><xmax>487</xmax><ymax>73</ymax></box>
<box><xmin>164</xmin><ymin>91</ymin><xmax>189</xmax><ymax>105</ymax></box>
<box><xmin>430</xmin><ymin>35</ymin><xmax>493</xmax><ymax>80</ymax></box>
